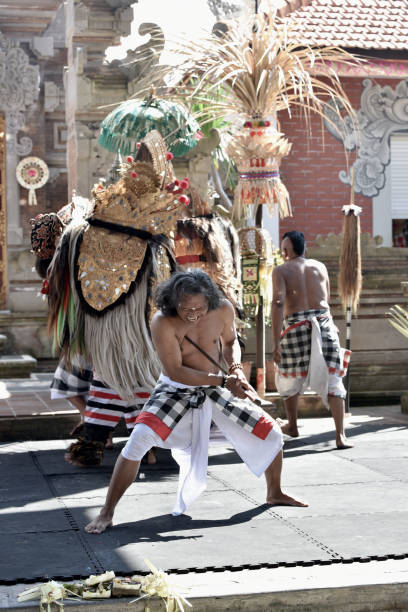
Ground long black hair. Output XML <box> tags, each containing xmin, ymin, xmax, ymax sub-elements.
<box><xmin>155</xmin><ymin>269</ymin><xmax>223</xmax><ymax>316</ymax></box>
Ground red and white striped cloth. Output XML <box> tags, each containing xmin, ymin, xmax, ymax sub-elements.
<box><xmin>85</xmin><ymin>377</ymin><xmax>151</xmax><ymax>430</ymax></box>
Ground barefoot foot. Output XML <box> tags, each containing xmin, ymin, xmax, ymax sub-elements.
<box><xmin>336</xmin><ymin>434</ymin><xmax>353</xmax><ymax>449</ymax></box>
<box><xmin>266</xmin><ymin>492</ymin><xmax>308</xmax><ymax>507</ymax></box>
<box><xmin>280</xmin><ymin>421</ymin><xmax>299</xmax><ymax>437</ymax></box>
<box><xmin>84</xmin><ymin>512</ymin><xmax>113</xmax><ymax>534</ymax></box>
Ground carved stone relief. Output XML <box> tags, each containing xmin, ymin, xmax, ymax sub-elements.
<box><xmin>0</xmin><ymin>116</ymin><xmax>6</xmax><ymax>309</ymax></box>
<box><xmin>76</xmin><ymin>121</ymin><xmax>113</xmax><ymax>194</ymax></box>
<box><xmin>207</xmin><ymin>0</ymin><xmax>243</xmax><ymax>19</ymax></box>
<box><xmin>44</xmin><ymin>81</ymin><xmax>63</xmax><ymax>113</ymax></box>
<box><xmin>53</xmin><ymin>122</ymin><xmax>68</xmax><ymax>149</ymax></box>
<box><xmin>104</xmin><ymin>0</ymin><xmax>135</xmax><ymax>8</ymax></box>
<box><xmin>323</xmin><ymin>78</ymin><xmax>408</xmax><ymax>198</ymax></box>
<box><xmin>114</xmin><ymin>22</ymin><xmax>165</xmax><ymax>84</ymax></box>
<box><xmin>0</xmin><ymin>32</ymin><xmax>40</xmax><ymax>156</ymax></box>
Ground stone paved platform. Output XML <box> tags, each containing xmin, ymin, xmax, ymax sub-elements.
<box><xmin>1</xmin><ymin>375</ymin><xmax>408</xmax><ymax>610</ymax></box>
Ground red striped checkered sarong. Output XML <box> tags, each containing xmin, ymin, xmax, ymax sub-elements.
<box><xmin>84</xmin><ymin>378</ymin><xmax>150</xmax><ymax>430</ymax></box>
<box><xmin>134</xmin><ymin>379</ymin><xmax>274</xmax><ymax>441</ymax></box>
<box><xmin>277</xmin><ymin>308</ymin><xmax>350</xmax><ymax>378</ymax></box>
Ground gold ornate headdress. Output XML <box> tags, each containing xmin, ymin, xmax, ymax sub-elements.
<box><xmin>77</xmin><ymin>151</ymin><xmax>189</xmax><ymax>314</ymax></box>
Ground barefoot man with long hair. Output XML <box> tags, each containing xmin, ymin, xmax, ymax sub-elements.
<box><xmin>85</xmin><ymin>269</ymin><xmax>307</xmax><ymax>533</ymax></box>
<box><xmin>272</xmin><ymin>231</ymin><xmax>353</xmax><ymax>449</ymax></box>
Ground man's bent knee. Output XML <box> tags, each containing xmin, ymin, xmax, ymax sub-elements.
<box><xmin>121</xmin><ymin>423</ymin><xmax>158</xmax><ymax>461</ymax></box>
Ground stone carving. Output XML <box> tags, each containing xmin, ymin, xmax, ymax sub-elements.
<box><xmin>115</xmin><ymin>6</ymin><xmax>133</xmax><ymax>37</ymax></box>
<box><xmin>104</xmin><ymin>0</ymin><xmax>134</xmax><ymax>8</ymax></box>
<box><xmin>113</xmin><ymin>22</ymin><xmax>165</xmax><ymax>93</ymax></box>
<box><xmin>44</xmin><ymin>81</ymin><xmax>62</xmax><ymax>113</ymax></box>
<box><xmin>207</xmin><ymin>0</ymin><xmax>243</xmax><ymax>19</ymax></box>
<box><xmin>0</xmin><ymin>35</ymin><xmax>39</xmax><ymax>109</ymax></box>
<box><xmin>0</xmin><ymin>31</ymin><xmax>39</xmax><ymax>157</ymax></box>
<box><xmin>32</xmin><ymin>36</ymin><xmax>54</xmax><ymax>60</ymax></box>
<box><xmin>74</xmin><ymin>2</ymin><xmax>88</xmax><ymax>35</ymax></box>
<box><xmin>53</xmin><ymin>122</ymin><xmax>67</xmax><ymax>149</ymax></box>
<box><xmin>323</xmin><ymin>78</ymin><xmax>408</xmax><ymax>198</ymax></box>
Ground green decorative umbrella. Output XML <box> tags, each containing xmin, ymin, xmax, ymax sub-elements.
<box><xmin>98</xmin><ymin>95</ymin><xmax>202</xmax><ymax>157</ymax></box>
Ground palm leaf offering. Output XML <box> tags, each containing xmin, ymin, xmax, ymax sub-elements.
<box><xmin>144</xmin><ymin>7</ymin><xmax>360</xmax><ymax>219</ymax></box>
<box><xmin>388</xmin><ymin>304</ymin><xmax>408</xmax><ymax>340</ymax></box>
<box><xmin>18</xmin><ymin>564</ymin><xmax>191</xmax><ymax>612</ymax></box>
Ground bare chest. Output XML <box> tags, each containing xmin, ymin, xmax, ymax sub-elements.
<box><xmin>176</xmin><ymin>315</ymin><xmax>223</xmax><ymax>358</ymax></box>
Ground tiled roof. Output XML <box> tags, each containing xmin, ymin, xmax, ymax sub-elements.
<box><xmin>279</xmin><ymin>0</ymin><xmax>408</xmax><ymax>51</ymax></box>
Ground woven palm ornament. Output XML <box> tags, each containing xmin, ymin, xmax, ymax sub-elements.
<box><xmin>153</xmin><ymin>6</ymin><xmax>358</xmax><ymax>221</ymax></box>
<box><xmin>47</xmin><ymin>131</ymin><xmax>190</xmax><ymax>399</ymax></box>
<box><xmin>239</xmin><ymin>227</ymin><xmax>275</xmax><ymax>320</ymax></box>
<box><xmin>227</xmin><ymin>122</ymin><xmax>292</xmax><ymax>220</ymax></box>
<box><xmin>16</xmin><ymin>157</ymin><xmax>49</xmax><ymax>206</ymax></box>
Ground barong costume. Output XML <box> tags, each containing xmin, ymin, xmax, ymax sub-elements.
<box><xmin>122</xmin><ymin>374</ymin><xmax>282</xmax><ymax>515</ymax></box>
<box><xmin>45</xmin><ymin>131</ymin><xmax>190</xmax><ymax>464</ymax></box>
<box><xmin>275</xmin><ymin>308</ymin><xmax>351</xmax><ymax>408</ymax></box>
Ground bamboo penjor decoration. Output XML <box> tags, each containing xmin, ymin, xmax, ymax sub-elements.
<box><xmin>154</xmin><ymin>4</ymin><xmax>360</xmax><ymax>220</ymax></box>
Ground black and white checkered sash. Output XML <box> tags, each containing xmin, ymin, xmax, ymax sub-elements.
<box><xmin>135</xmin><ymin>380</ymin><xmax>274</xmax><ymax>441</ymax></box>
<box><xmin>278</xmin><ymin>308</ymin><xmax>349</xmax><ymax>377</ymax></box>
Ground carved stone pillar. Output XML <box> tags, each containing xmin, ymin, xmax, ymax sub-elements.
<box><xmin>0</xmin><ymin>33</ymin><xmax>40</xmax><ymax>249</ymax></box>
<box><xmin>323</xmin><ymin>78</ymin><xmax>408</xmax><ymax>245</ymax></box>
<box><xmin>0</xmin><ymin>116</ymin><xmax>6</xmax><ymax>310</ymax></box>
<box><xmin>64</xmin><ymin>0</ymin><xmax>132</xmax><ymax>196</ymax></box>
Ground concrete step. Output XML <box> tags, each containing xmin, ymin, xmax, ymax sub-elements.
<box><xmin>0</xmin><ymin>354</ymin><xmax>37</xmax><ymax>378</ymax></box>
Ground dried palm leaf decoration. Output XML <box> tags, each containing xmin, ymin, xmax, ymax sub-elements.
<box><xmin>152</xmin><ymin>3</ymin><xmax>359</xmax><ymax>220</ymax></box>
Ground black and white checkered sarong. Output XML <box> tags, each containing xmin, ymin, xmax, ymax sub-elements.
<box><xmin>279</xmin><ymin>309</ymin><xmax>347</xmax><ymax>377</ymax></box>
<box><xmin>135</xmin><ymin>380</ymin><xmax>274</xmax><ymax>441</ymax></box>
<box><xmin>50</xmin><ymin>356</ymin><xmax>93</xmax><ymax>396</ymax></box>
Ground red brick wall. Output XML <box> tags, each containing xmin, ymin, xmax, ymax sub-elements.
<box><xmin>277</xmin><ymin>76</ymin><xmax>393</xmax><ymax>245</ymax></box>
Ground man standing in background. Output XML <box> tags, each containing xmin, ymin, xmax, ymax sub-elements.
<box><xmin>272</xmin><ymin>231</ymin><xmax>352</xmax><ymax>449</ymax></box>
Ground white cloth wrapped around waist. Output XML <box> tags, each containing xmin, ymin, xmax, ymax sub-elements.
<box><xmin>275</xmin><ymin>309</ymin><xmax>350</xmax><ymax>408</ymax></box>
<box><xmin>122</xmin><ymin>374</ymin><xmax>282</xmax><ymax>515</ymax></box>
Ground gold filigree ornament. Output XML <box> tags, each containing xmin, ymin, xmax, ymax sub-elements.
<box><xmin>77</xmin><ymin>150</ymin><xmax>189</xmax><ymax>314</ymax></box>
<box><xmin>16</xmin><ymin>156</ymin><xmax>49</xmax><ymax>206</ymax></box>
<box><xmin>77</xmin><ymin>226</ymin><xmax>147</xmax><ymax>312</ymax></box>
